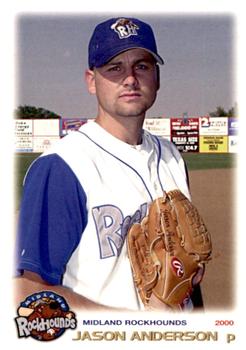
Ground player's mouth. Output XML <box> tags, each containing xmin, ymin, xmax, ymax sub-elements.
<box><xmin>119</xmin><ymin>92</ymin><xmax>142</xmax><ymax>101</ymax></box>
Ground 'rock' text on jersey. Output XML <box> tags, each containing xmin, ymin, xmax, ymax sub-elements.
<box><xmin>92</xmin><ymin>203</ymin><xmax>147</xmax><ymax>258</ymax></box>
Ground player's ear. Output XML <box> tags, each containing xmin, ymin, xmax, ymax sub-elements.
<box><xmin>85</xmin><ymin>69</ymin><xmax>96</xmax><ymax>95</ymax></box>
<box><xmin>156</xmin><ymin>64</ymin><xmax>160</xmax><ymax>91</ymax></box>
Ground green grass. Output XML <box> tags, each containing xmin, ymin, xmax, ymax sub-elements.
<box><xmin>14</xmin><ymin>152</ymin><xmax>236</xmax><ymax>210</ymax></box>
<box><xmin>14</xmin><ymin>153</ymin><xmax>41</xmax><ymax>210</ymax></box>
<box><xmin>182</xmin><ymin>153</ymin><xmax>237</xmax><ymax>170</ymax></box>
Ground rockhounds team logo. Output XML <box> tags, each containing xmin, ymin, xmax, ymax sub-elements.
<box><xmin>15</xmin><ymin>291</ymin><xmax>77</xmax><ymax>341</ymax></box>
<box><xmin>111</xmin><ymin>18</ymin><xmax>139</xmax><ymax>39</ymax></box>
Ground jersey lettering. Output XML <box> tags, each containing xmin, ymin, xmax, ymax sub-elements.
<box><xmin>92</xmin><ymin>203</ymin><xmax>147</xmax><ymax>259</ymax></box>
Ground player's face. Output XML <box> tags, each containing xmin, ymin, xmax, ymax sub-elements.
<box><xmin>86</xmin><ymin>49</ymin><xmax>159</xmax><ymax>119</ymax></box>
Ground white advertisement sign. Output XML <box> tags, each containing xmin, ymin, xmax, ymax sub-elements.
<box><xmin>33</xmin><ymin>136</ymin><xmax>60</xmax><ymax>152</ymax></box>
<box><xmin>143</xmin><ymin>118</ymin><xmax>170</xmax><ymax>136</ymax></box>
<box><xmin>228</xmin><ymin>135</ymin><xmax>238</xmax><ymax>153</ymax></box>
<box><xmin>15</xmin><ymin>119</ymin><xmax>33</xmax><ymax>137</ymax></box>
<box><xmin>33</xmin><ymin>119</ymin><xmax>60</xmax><ymax>136</ymax></box>
<box><xmin>199</xmin><ymin>116</ymin><xmax>228</xmax><ymax>135</ymax></box>
<box><xmin>15</xmin><ymin>119</ymin><xmax>61</xmax><ymax>152</ymax></box>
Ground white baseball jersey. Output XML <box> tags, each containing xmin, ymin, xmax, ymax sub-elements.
<box><xmin>16</xmin><ymin>121</ymin><xmax>191</xmax><ymax>310</ymax></box>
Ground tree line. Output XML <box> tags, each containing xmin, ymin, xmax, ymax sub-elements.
<box><xmin>14</xmin><ymin>104</ymin><xmax>237</xmax><ymax>119</ymax></box>
<box><xmin>14</xmin><ymin>105</ymin><xmax>61</xmax><ymax>119</ymax></box>
<box><xmin>208</xmin><ymin>105</ymin><xmax>236</xmax><ymax>118</ymax></box>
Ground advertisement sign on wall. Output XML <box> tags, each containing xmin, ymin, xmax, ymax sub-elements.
<box><xmin>228</xmin><ymin>135</ymin><xmax>238</xmax><ymax>153</ymax></box>
<box><xmin>143</xmin><ymin>118</ymin><xmax>170</xmax><ymax>136</ymax></box>
<box><xmin>61</xmin><ymin>118</ymin><xmax>88</xmax><ymax>136</ymax></box>
<box><xmin>15</xmin><ymin>120</ymin><xmax>33</xmax><ymax>152</ymax></box>
<box><xmin>33</xmin><ymin>136</ymin><xmax>61</xmax><ymax>153</ymax></box>
<box><xmin>171</xmin><ymin>118</ymin><xmax>199</xmax><ymax>152</ymax></box>
<box><xmin>33</xmin><ymin>119</ymin><xmax>60</xmax><ymax>136</ymax></box>
<box><xmin>15</xmin><ymin>137</ymin><xmax>33</xmax><ymax>152</ymax></box>
<box><xmin>228</xmin><ymin>118</ymin><xmax>238</xmax><ymax>136</ymax></box>
<box><xmin>15</xmin><ymin>119</ymin><xmax>33</xmax><ymax>137</ymax></box>
<box><xmin>199</xmin><ymin>116</ymin><xmax>228</xmax><ymax>135</ymax></box>
<box><xmin>15</xmin><ymin>119</ymin><xmax>61</xmax><ymax>152</ymax></box>
<box><xmin>200</xmin><ymin>136</ymin><xmax>228</xmax><ymax>153</ymax></box>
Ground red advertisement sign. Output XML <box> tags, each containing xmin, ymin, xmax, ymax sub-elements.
<box><xmin>171</xmin><ymin>118</ymin><xmax>199</xmax><ymax>152</ymax></box>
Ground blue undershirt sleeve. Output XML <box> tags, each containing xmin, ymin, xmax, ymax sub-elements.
<box><xmin>15</xmin><ymin>153</ymin><xmax>88</xmax><ymax>285</ymax></box>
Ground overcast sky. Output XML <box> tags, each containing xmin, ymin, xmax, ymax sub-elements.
<box><xmin>16</xmin><ymin>13</ymin><xmax>235</xmax><ymax>118</ymax></box>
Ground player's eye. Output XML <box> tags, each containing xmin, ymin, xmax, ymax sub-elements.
<box><xmin>135</xmin><ymin>61</ymin><xmax>156</xmax><ymax>72</ymax></box>
<box><xmin>107</xmin><ymin>65</ymin><xmax>121</xmax><ymax>72</ymax></box>
<box><xmin>136</xmin><ymin>63</ymin><xmax>149</xmax><ymax>70</ymax></box>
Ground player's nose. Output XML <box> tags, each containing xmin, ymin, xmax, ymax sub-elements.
<box><xmin>122</xmin><ymin>67</ymin><xmax>139</xmax><ymax>88</ymax></box>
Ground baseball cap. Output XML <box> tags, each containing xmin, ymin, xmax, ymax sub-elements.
<box><xmin>88</xmin><ymin>17</ymin><xmax>164</xmax><ymax>69</ymax></box>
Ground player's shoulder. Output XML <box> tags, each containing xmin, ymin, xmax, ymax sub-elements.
<box><xmin>39</xmin><ymin>122</ymin><xmax>95</xmax><ymax>158</ymax></box>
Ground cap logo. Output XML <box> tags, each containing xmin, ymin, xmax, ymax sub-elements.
<box><xmin>111</xmin><ymin>18</ymin><xmax>139</xmax><ymax>39</ymax></box>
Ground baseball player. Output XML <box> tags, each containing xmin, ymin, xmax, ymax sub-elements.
<box><xmin>15</xmin><ymin>17</ymin><xmax>204</xmax><ymax>311</ymax></box>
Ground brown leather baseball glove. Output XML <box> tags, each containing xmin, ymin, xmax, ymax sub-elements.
<box><xmin>127</xmin><ymin>190</ymin><xmax>212</xmax><ymax>310</ymax></box>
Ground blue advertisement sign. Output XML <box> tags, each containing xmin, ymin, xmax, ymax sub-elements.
<box><xmin>228</xmin><ymin>118</ymin><xmax>238</xmax><ymax>135</ymax></box>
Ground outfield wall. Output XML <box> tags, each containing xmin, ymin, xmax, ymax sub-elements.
<box><xmin>143</xmin><ymin>116</ymin><xmax>238</xmax><ymax>153</ymax></box>
<box><xmin>14</xmin><ymin>116</ymin><xmax>238</xmax><ymax>153</ymax></box>
<box><xmin>14</xmin><ymin>119</ymin><xmax>60</xmax><ymax>153</ymax></box>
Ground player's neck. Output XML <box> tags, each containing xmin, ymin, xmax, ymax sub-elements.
<box><xmin>95</xmin><ymin>114</ymin><xmax>144</xmax><ymax>145</ymax></box>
